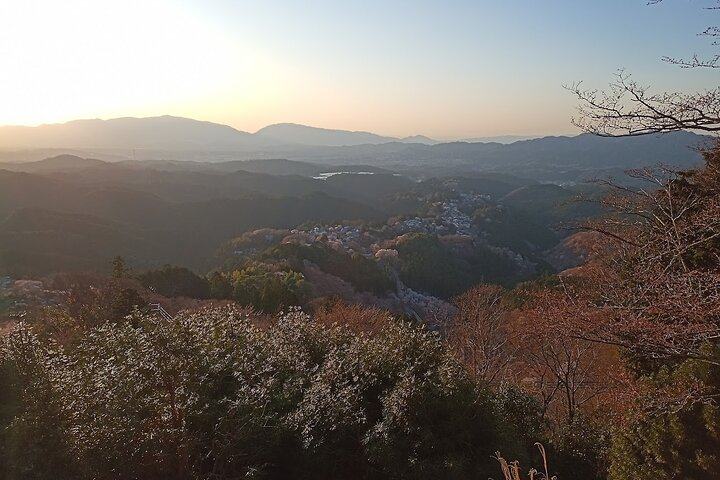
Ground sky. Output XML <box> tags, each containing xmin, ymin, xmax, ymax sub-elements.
<box><xmin>0</xmin><ymin>0</ymin><xmax>718</xmax><ymax>139</ymax></box>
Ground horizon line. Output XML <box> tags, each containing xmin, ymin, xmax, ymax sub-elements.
<box><xmin>0</xmin><ymin>114</ymin><xmax>572</xmax><ymax>142</ymax></box>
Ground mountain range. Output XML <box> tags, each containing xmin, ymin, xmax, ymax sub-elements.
<box><xmin>255</xmin><ymin>123</ymin><xmax>441</xmax><ymax>146</ymax></box>
<box><xmin>0</xmin><ymin>116</ymin><xmax>444</xmax><ymax>150</ymax></box>
<box><xmin>0</xmin><ymin>116</ymin><xmax>547</xmax><ymax>152</ymax></box>
<box><xmin>0</xmin><ymin>151</ymin><xmax>588</xmax><ymax>277</ymax></box>
<box><xmin>0</xmin><ymin>115</ymin><xmax>710</xmax><ymax>184</ymax></box>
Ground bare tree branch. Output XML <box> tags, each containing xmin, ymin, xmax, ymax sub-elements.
<box><xmin>570</xmin><ymin>2</ymin><xmax>720</xmax><ymax>136</ymax></box>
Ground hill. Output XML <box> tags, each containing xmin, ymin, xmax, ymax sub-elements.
<box><xmin>0</xmin><ymin>117</ymin><xmax>708</xmax><ymax>185</ymax></box>
<box><xmin>285</xmin><ymin>131</ymin><xmax>709</xmax><ymax>182</ymax></box>
<box><xmin>255</xmin><ymin>123</ymin><xmax>395</xmax><ymax>146</ymax></box>
<box><xmin>0</xmin><ymin>154</ymin><xmax>106</xmax><ymax>173</ymax></box>
<box><xmin>255</xmin><ymin>123</ymin><xmax>440</xmax><ymax>146</ymax></box>
<box><xmin>0</xmin><ymin>117</ymin><xmax>440</xmax><ymax>151</ymax></box>
<box><xmin>0</xmin><ymin>116</ymin><xmax>261</xmax><ymax>150</ymax></box>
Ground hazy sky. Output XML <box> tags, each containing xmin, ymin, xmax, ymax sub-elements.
<box><xmin>1</xmin><ymin>0</ymin><xmax>718</xmax><ymax>138</ymax></box>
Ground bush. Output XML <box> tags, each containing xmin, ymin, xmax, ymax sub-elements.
<box><xmin>0</xmin><ymin>307</ymin><xmax>539</xmax><ymax>480</ymax></box>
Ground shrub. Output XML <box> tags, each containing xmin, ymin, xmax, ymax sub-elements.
<box><xmin>1</xmin><ymin>307</ymin><xmax>538</xmax><ymax>479</ymax></box>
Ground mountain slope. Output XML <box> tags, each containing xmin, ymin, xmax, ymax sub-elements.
<box><xmin>255</xmin><ymin>123</ymin><xmax>439</xmax><ymax>146</ymax></box>
<box><xmin>0</xmin><ymin>116</ymin><xmax>262</xmax><ymax>150</ymax></box>
<box><xmin>255</xmin><ymin>123</ymin><xmax>399</xmax><ymax>146</ymax></box>
<box><xmin>0</xmin><ymin>116</ymin><xmax>440</xmax><ymax>150</ymax></box>
<box><xmin>0</xmin><ymin>154</ymin><xmax>105</xmax><ymax>173</ymax></box>
<box><xmin>0</xmin><ymin>162</ymin><xmax>395</xmax><ymax>275</ymax></box>
<box><xmin>282</xmin><ymin>131</ymin><xmax>709</xmax><ymax>182</ymax></box>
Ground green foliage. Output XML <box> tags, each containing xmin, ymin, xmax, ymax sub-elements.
<box><xmin>473</xmin><ymin>205</ymin><xmax>558</xmax><ymax>255</ymax></box>
<box><xmin>207</xmin><ymin>271</ymin><xmax>233</xmax><ymax>299</ymax></box>
<box><xmin>551</xmin><ymin>417</ymin><xmax>610</xmax><ymax>480</ymax></box>
<box><xmin>494</xmin><ymin>387</ymin><xmax>549</xmax><ymax>466</ymax></box>
<box><xmin>232</xmin><ymin>263</ymin><xmax>307</xmax><ymax>313</ymax></box>
<box><xmin>138</xmin><ymin>265</ymin><xmax>210</xmax><ymax>299</ymax></box>
<box><xmin>394</xmin><ymin>234</ymin><xmax>468</xmax><ymax>298</ymax></box>
<box><xmin>110</xmin><ymin>255</ymin><xmax>128</xmax><ymax>279</ymax></box>
<box><xmin>264</xmin><ymin>243</ymin><xmax>395</xmax><ymax>295</ymax></box>
<box><xmin>0</xmin><ymin>328</ymin><xmax>78</xmax><ymax>480</ymax></box>
<box><xmin>0</xmin><ymin>361</ymin><xmax>19</xmax><ymax>478</ymax></box>
<box><xmin>394</xmin><ymin>233</ymin><xmax>517</xmax><ymax>298</ymax></box>
<box><xmin>0</xmin><ymin>309</ymin><xmax>539</xmax><ymax>479</ymax></box>
<box><xmin>108</xmin><ymin>288</ymin><xmax>147</xmax><ymax>321</ymax></box>
<box><xmin>609</xmin><ymin>353</ymin><xmax>720</xmax><ymax>480</ymax></box>
<box><xmin>0</xmin><ymin>295</ymin><xmax>12</xmax><ymax>316</ymax></box>
<box><xmin>500</xmin><ymin>183</ymin><xmax>602</xmax><ymax>225</ymax></box>
<box><xmin>65</xmin><ymin>281</ymin><xmax>147</xmax><ymax>326</ymax></box>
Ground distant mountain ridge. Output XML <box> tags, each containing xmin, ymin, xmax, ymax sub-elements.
<box><xmin>0</xmin><ymin>116</ymin><xmax>263</xmax><ymax>150</ymax></box>
<box><xmin>0</xmin><ymin>116</ymin><xmax>710</xmax><ymax>185</ymax></box>
<box><xmin>460</xmin><ymin>135</ymin><xmax>539</xmax><ymax>144</ymax></box>
<box><xmin>0</xmin><ymin>116</ymin><xmax>441</xmax><ymax>150</ymax></box>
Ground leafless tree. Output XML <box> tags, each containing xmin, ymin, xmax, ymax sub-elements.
<box><xmin>512</xmin><ymin>281</ymin><xmax>628</xmax><ymax>425</ymax></box>
<box><xmin>447</xmin><ymin>285</ymin><xmax>516</xmax><ymax>384</ymax></box>
<box><xmin>569</xmin><ymin>0</ymin><xmax>720</xmax><ymax>136</ymax></box>
<box><xmin>573</xmin><ymin>156</ymin><xmax>720</xmax><ymax>366</ymax></box>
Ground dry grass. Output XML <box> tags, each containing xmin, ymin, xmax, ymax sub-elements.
<box><xmin>494</xmin><ymin>443</ymin><xmax>556</xmax><ymax>480</ymax></box>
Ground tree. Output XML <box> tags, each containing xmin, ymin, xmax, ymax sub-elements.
<box><xmin>565</xmin><ymin>4</ymin><xmax>720</xmax><ymax>474</ymax></box>
<box><xmin>231</xmin><ymin>263</ymin><xmax>307</xmax><ymax>313</ymax></box>
<box><xmin>0</xmin><ymin>307</ymin><xmax>542</xmax><ymax>480</ymax></box>
<box><xmin>609</xmin><ymin>353</ymin><xmax>720</xmax><ymax>480</ymax></box>
<box><xmin>110</xmin><ymin>256</ymin><xmax>128</xmax><ymax>279</ymax></box>
<box><xmin>569</xmin><ymin>1</ymin><xmax>720</xmax><ymax>136</ymax></box>
<box><xmin>207</xmin><ymin>271</ymin><xmax>232</xmax><ymax>299</ymax></box>
<box><xmin>569</xmin><ymin>154</ymin><xmax>720</xmax><ymax>369</ymax></box>
<box><xmin>512</xmin><ymin>281</ymin><xmax>626</xmax><ymax>427</ymax></box>
<box><xmin>447</xmin><ymin>284</ymin><xmax>517</xmax><ymax>384</ymax></box>
<box><xmin>137</xmin><ymin>265</ymin><xmax>211</xmax><ymax>299</ymax></box>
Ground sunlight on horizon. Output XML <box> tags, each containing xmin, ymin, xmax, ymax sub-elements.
<box><xmin>1</xmin><ymin>0</ymin><xmax>718</xmax><ymax>138</ymax></box>
<box><xmin>0</xmin><ymin>1</ymin><xmax>260</xmax><ymax>127</ymax></box>
<box><xmin>0</xmin><ymin>0</ymin><xmax>582</xmax><ymax>137</ymax></box>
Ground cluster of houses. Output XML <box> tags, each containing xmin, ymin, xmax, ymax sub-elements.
<box><xmin>287</xmin><ymin>224</ymin><xmax>376</xmax><ymax>256</ymax></box>
<box><xmin>283</xmin><ymin>192</ymin><xmax>494</xmax><ymax>258</ymax></box>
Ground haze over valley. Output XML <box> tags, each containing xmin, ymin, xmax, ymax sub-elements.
<box><xmin>2</xmin><ymin>2</ymin><xmax>720</xmax><ymax>479</ymax></box>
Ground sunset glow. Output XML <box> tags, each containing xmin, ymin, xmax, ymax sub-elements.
<box><xmin>1</xmin><ymin>0</ymin><xmax>718</xmax><ymax>138</ymax></box>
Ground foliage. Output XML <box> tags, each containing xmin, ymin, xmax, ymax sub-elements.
<box><xmin>66</xmin><ymin>282</ymin><xmax>147</xmax><ymax>327</ymax></box>
<box><xmin>494</xmin><ymin>387</ymin><xmax>549</xmax><ymax>469</ymax></box>
<box><xmin>207</xmin><ymin>271</ymin><xmax>233</xmax><ymax>299</ymax></box>
<box><xmin>0</xmin><ymin>308</ymin><xmax>540</xmax><ymax>480</ymax></box>
<box><xmin>539</xmin><ymin>145</ymin><xmax>720</xmax><ymax>478</ymax></box>
<box><xmin>394</xmin><ymin>233</ymin><xmax>517</xmax><ymax>298</ymax></box>
<box><xmin>111</xmin><ymin>255</ymin><xmax>129</xmax><ymax>278</ymax></box>
<box><xmin>0</xmin><ymin>295</ymin><xmax>12</xmax><ymax>317</ymax></box>
<box><xmin>232</xmin><ymin>263</ymin><xmax>307</xmax><ymax>313</ymax></box>
<box><xmin>473</xmin><ymin>205</ymin><xmax>558</xmax><ymax>255</ymax></box>
<box><xmin>550</xmin><ymin>417</ymin><xmax>610</xmax><ymax>480</ymax></box>
<box><xmin>264</xmin><ymin>242</ymin><xmax>395</xmax><ymax>295</ymax></box>
<box><xmin>138</xmin><ymin>265</ymin><xmax>210</xmax><ymax>299</ymax></box>
<box><xmin>609</xmin><ymin>353</ymin><xmax>720</xmax><ymax>480</ymax></box>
